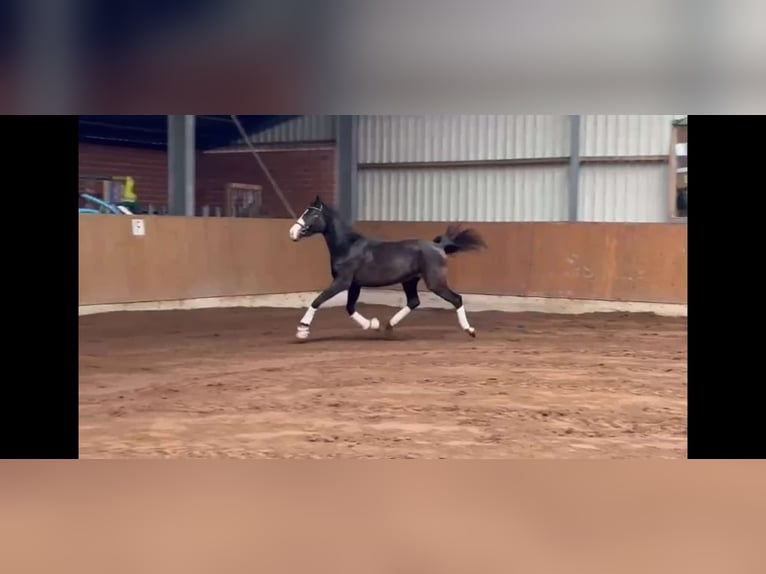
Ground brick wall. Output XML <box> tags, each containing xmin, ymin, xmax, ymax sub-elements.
<box><xmin>79</xmin><ymin>144</ymin><xmax>168</xmax><ymax>207</ymax></box>
<box><xmin>197</xmin><ymin>148</ymin><xmax>336</xmax><ymax>217</ymax></box>
<box><xmin>78</xmin><ymin>144</ymin><xmax>336</xmax><ymax>216</ymax></box>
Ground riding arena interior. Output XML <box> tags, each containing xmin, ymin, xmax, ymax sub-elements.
<box><xmin>79</xmin><ymin>114</ymin><xmax>688</xmax><ymax>459</ymax></box>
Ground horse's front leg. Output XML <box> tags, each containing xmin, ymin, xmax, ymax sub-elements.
<box><xmin>346</xmin><ymin>282</ymin><xmax>380</xmax><ymax>331</ymax></box>
<box><xmin>296</xmin><ymin>279</ymin><xmax>352</xmax><ymax>340</ymax></box>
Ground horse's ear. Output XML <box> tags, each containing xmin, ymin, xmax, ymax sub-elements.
<box><xmin>313</xmin><ymin>195</ymin><xmax>322</xmax><ymax>205</ymax></box>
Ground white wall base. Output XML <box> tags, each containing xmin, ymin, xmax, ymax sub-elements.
<box><xmin>79</xmin><ymin>290</ymin><xmax>687</xmax><ymax>318</ymax></box>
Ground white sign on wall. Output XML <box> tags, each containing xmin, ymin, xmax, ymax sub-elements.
<box><xmin>131</xmin><ymin>219</ymin><xmax>146</xmax><ymax>236</ymax></box>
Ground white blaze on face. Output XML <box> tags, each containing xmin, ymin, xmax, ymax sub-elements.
<box><xmin>289</xmin><ymin>212</ymin><xmax>307</xmax><ymax>241</ymax></box>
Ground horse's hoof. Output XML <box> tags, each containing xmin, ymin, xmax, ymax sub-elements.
<box><xmin>369</xmin><ymin>318</ymin><xmax>380</xmax><ymax>330</ymax></box>
<box><xmin>296</xmin><ymin>327</ymin><xmax>310</xmax><ymax>340</ymax></box>
<box><xmin>385</xmin><ymin>322</ymin><xmax>394</xmax><ymax>332</ymax></box>
<box><xmin>466</xmin><ymin>327</ymin><xmax>476</xmax><ymax>338</ymax></box>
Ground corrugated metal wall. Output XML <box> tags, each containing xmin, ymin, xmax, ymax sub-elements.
<box><xmin>577</xmin><ymin>114</ymin><xmax>677</xmax><ymax>222</ymax></box>
<box><xmin>355</xmin><ymin>114</ymin><xmax>683</xmax><ymax>223</ymax></box>
<box><xmin>358</xmin><ymin>115</ymin><xmax>569</xmax><ymax>162</ymax></box>
<box><xmin>247</xmin><ymin>115</ymin><xmax>335</xmax><ymax>143</ymax></box>
<box><xmin>357</xmin><ymin>115</ymin><xmax>570</xmax><ymax>222</ymax></box>
<box><xmin>580</xmin><ymin>115</ymin><xmax>675</xmax><ymax>156</ymax></box>
<box><xmin>358</xmin><ymin>166</ymin><xmax>569</xmax><ymax>221</ymax></box>
<box><xmin>578</xmin><ymin>164</ymin><xmax>668</xmax><ymax>222</ymax></box>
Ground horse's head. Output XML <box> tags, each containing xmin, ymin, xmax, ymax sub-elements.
<box><xmin>289</xmin><ymin>196</ymin><xmax>328</xmax><ymax>241</ymax></box>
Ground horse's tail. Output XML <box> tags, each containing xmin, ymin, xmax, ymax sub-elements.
<box><xmin>433</xmin><ymin>224</ymin><xmax>487</xmax><ymax>255</ymax></box>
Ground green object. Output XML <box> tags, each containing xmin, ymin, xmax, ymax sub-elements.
<box><xmin>118</xmin><ymin>200</ymin><xmax>140</xmax><ymax>213</ymax></box>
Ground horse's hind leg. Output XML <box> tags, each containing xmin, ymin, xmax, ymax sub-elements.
<box><xmin>386</xmin><ymin>278</ymin><xmax>421</xmax><ymax>331</ymax></box>
<box><xmin>346</xmin><ymin>282</ymin><xmax>380</xmax><ymax>331</ymax></box>
<box><xmin>424</xmin><ymin>269</ymin><xmax>476</xmax><ymax>337</ymax></box>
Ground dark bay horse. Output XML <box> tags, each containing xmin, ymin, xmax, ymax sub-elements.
<box><xmin>288</xmin><ymin>196</ymin><xmax>487</xmax><ymax>340</ymax></box>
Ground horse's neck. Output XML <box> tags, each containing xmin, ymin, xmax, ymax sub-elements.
<box><xmin>323</xmin><ymin>216</ymin><xmax>358</xmax><ymax>259</ymax></box>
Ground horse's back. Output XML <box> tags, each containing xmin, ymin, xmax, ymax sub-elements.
<box><xmin>350</xmin><ymin>237</ymin><xmax>437</xmax><ymax>287</ymax></box>
<box><xmin>367</xmin><ymin>238</ymin><xmax>442</xmax><ymax>259</ymax></box>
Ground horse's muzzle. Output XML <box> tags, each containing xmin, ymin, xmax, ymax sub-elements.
<box><xmin>288</xmin><ymin>223</ymin><xmax>303</xmax><ymax>241</ymax></box>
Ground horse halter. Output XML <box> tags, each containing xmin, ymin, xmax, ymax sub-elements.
<box><xmin>289</xmin><ymin>204</ymin><xmax>324</xmax><ymax>241</ymax></box>
<box><xmin>297</xmin><ymin>205</ymin><xmax>323</xmax><ymax>234</ymax></box>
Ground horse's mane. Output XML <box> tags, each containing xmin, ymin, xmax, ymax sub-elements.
<box><xmin>322</xmin><ymin>202</ymin><xmax>364</xmax><ymax>245</ymax></box>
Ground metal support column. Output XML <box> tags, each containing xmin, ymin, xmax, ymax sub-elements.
<box><xmin>336</xmin><ymin>115</ymin><xmax>358</xmax><ymax>223</ymax></box>
<box><xmin>167</xmin><ymin>115</ymin><xmax>196</xmax><ymax>216</ymax></box>
<box><xmin>567</xmin><ymin>115</ymin><xmax>581</xmax><ymax>222</ymax></box>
